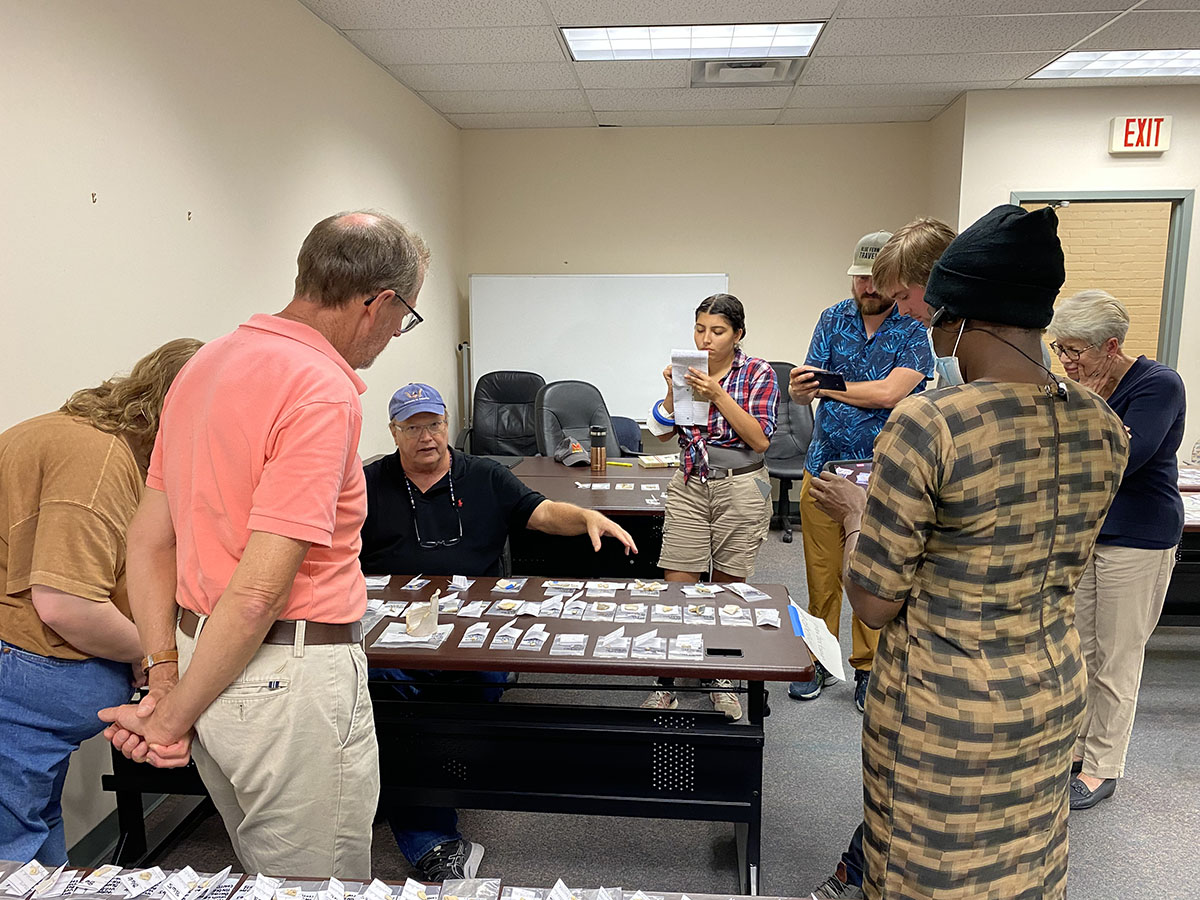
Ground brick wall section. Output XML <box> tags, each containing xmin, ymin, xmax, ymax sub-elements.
<box><xmin>1024</xmin><ymin>201</ymin><xmax>1172</xmax><ymax>372</ymax></box>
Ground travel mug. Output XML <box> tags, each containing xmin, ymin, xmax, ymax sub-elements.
<box><xmin>590</xmin><ymin>425</ymin><xmax>607</xmax><ymax>473</ymax></box>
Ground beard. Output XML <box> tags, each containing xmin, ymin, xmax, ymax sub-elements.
<box><xmin>854</xmin><ymin>288</ymin><xmax>894</xmax><ymax>317</ymax></box>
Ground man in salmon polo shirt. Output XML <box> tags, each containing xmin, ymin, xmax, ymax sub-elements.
<box><xmin>99</xmin><ymin>210</ymin><xmax>430</xmax><ymax>879</ymax></box>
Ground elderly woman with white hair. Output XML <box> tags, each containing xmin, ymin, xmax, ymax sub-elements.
<box><xmin>1048</xmin><ymin>289</ymin><xmax>1186</xmax><ymax>811</ymax></box>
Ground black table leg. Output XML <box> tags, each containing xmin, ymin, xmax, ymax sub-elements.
<box><xmin>111</xmin><ymin>786</ymin><xmax>147</xmax><ymax>865</ymax></box>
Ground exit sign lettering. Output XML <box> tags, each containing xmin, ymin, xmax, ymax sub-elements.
<box><xmin>1110</xmin><ymin>116</ymin><xmax>1172</xmax><ymax>155</ymax></box>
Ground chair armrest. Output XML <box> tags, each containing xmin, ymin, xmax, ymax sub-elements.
<box><xmin>454</xmin><ymin>426</ymin><xmax>472</xmax><ymax>453</ymax></box>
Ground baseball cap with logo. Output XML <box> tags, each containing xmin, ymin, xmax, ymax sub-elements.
<box><xmin>847</xmin><ymin>230</ymin><xmax>894</xmax><ymax>276</ymax></box>
<box><xmin>388</xmin><ymin>383</ymin><xmax>446</xmax><ymax>422</ymax></box>
<box><xmin>553</xmin><ymin>435</ymin><xmax>589</xmax><ymax>467</ymax></box>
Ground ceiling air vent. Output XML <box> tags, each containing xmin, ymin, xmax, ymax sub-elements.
<box><xmin>690</xmin><ymin>58</ymin><xmax>803</xmax><ymax>87</ymax></box>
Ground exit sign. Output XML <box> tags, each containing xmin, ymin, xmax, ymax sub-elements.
<box><xmin>1110</xmin><ymin>116</ymin><xmax>1172</xmax><ymax>155</ymax></box>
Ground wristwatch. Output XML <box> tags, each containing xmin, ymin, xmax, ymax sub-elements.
<box><xmin>141</xmin><ymin>649</ymin><xmax>180</xmax><ymax>674</ymax></box>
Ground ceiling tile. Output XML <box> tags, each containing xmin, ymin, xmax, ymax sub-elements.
<box><xmin>596</xmin><ymin>110</ymin><xmax>780</xmax><ymax>126</ymax></box>
<box><xmin>834</xmin><ymin>1</ymin><xmax>1129</xmax><ymax>15</ymax></box>
<box><xmin>776</xmin><ymin>106</ymin><xmax>946</xmax><ymax>124</ymax></box>
<box><xmin>387</xmin><ymin>62</ymin><xmax>579</xmax><ymax>92</ymax></box>
<box><xmin>446</xmin><ymin>111</ymin><xmax>596</xmax><ymax>129</ymax></box>
<box><xmin>299</xmin><ymin>0</ymin><xmax>553</xmax><ymax>29</ymax></box>
<box><xmin>787</xmin><ymin>82</ymin><xmax>1011</xmax><ymax>108</ymax></box>
<box><xmin>1134</xmin><ymin>0</ymin><xmax>1200</xmax><ymax>9</ymax></box>
<box><xmin>420</xmin><ymin>89</ymin><xmax>590</xmax><ymax>114</ymax></box>
<box><xmin>801</xmin><ymin>52</ymin><xmax>1058</xmax><ymax>84</ymax></box>
<box><xmin>344</xmin><ymin>27</ymin><xmax>565</xmax><ymax>65</ymax></box>
<box><xmin>545</xmin><ymin>0</ymin><xmax>837</xmax><ymax>27</ymax></box>
<box><xmin>586</xmin><ymin>87</ymin><xmax>794</xmax><ymax>110</ymax></box>
<box><xmin>1075</xmin><ymin>11</ymin><xmax>1200</xmax><ymax>49</ymax></box>
<box><xmin>573</xmin><ymin>61</ymin><xmax>690</xmax><ymax>89</ymax></box>
<box><xmin>1014</xmin><ymin>72</ymin><xmax>1200</xmax><ymax>86</ymax></box>
<box><xmin>815</xmin><ymin>14</ymin><xmax>1114</xmax><ymax>56</ymax></box>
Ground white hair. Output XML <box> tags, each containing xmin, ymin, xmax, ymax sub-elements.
<box><xmin>1048</xmin><ymin>290</ymin><xmax>1130</xmax><ymax>348</ymax></box>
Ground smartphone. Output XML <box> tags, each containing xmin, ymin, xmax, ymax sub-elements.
<box><xmin>823</xmin><ymin>458</ymin><xmax>873</xmax><ymax>487</ymax></box>
<box><xmin>809</xmin><ymin>369</ymin><xmax>847</xmax><ymax>392</ymax></box>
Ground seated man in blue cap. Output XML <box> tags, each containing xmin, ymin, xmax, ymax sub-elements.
<box><xmin>362</xmin><ymin>382</ymin><xmax>637</xmax><ymax>882</ymax></box>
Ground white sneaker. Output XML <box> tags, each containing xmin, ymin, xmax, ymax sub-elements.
<box><xmin>709</xmin><ymin>679</ymin><xmax>743</xmax><ymax>721</ymax></box>
<box><xmin>641</xmin><ymin>689</ymin><xmax>678</xmax><ymax>709</ymax></box>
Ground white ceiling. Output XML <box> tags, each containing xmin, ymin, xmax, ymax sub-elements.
<box><xmin>297</xmin><ymin>0</ymin><xmax>1200</xmax><ymax>128</ymax></box>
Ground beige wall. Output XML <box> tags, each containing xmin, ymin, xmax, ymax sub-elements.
<box><xmin>926</xmin><ymin>98</ymin><xmax>966</xmax><ymax>230</ymax></box>
<box><xmin>461</xmin><ymin>124</ymin><xmax>934</xmax><ymax>372</ymax></box>
<box><xmin>0</xmin><ymin>0</ymin><xmax>463</xmax><ymax>851</ymax></box>
<box><xmin>959</xmin><ymin>86</ymin><xmax>1198</xmax><ymax>452</ymax></box>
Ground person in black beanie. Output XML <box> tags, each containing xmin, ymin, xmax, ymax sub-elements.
<box><xmin>805</xmin><ymin>204</ymin><xmax>1130</xmax><ymax>900</ymax></box>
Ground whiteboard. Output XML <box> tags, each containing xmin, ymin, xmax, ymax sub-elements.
<box><xmin>468</xmin><ymin>273</ymin><xmax>728</xmax><ymax>422</ymax></box>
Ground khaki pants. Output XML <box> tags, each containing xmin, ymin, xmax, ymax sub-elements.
<box><xmin>658</xmin><ymin>467</ymin><xmax>772</xmax><ymax>579</ymax></box>
<box><xmin>177</xmin><ymin>619</ymin><xmax>379</xmax><ymax>879</ymax></box>
<box><xmin>800</xmin><ymin>471</ymin><xmax>878</xmax><ymax>672</ymax></box>
<box><xmin>1074</xmin><ymin>543</ymin><xmax>1176</xmax><ymax>779</ymax></box>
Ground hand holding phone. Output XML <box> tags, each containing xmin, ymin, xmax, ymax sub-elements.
<box><xmin>809</xmin><ymin>369</ymin><xmax>847</xmax><ymax>393</ymax></box>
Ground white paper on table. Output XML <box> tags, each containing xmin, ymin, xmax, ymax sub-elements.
<box><xmin>546</xmin><ymin>881</ymin><xmax>575</xmax><ymax>900</ymax></box>
<box><xmin>550</xmin><ymin>633</ymin><xmax>588</xmax><ymax>656</ymax></box>
<box><xmin>640</xmin><ymin>483</ymin><xmax>661</xmax><ymax>491</ymax></box>
<box><xmin>755</xmin><ymin>608</ymin><xmax>781</xmax><ymax>628</ymax></box>
<box><xmin>449</xmin><ymin>575</ymin><xmax>473</xmax><ymax>591</ymax></box>
<box><xmin>718</xmin><ymin>603</ymin><xmax>753</xmax><ymax>626</ymax></box>
<box><xmin>591</xmin><ymin>482</ymin><xmax>611</xmax><ymax>491</ymax></box>
<box><xmin>160</xmin><ymin>866</ymin><xmax>200</xmax><ymax>900</ymax></box>
<box><xmin>320</xmin><ymin>878</ymin><xmax>345</xmax><ymax>900</ymax></box>
<box><xmin>633</xmin><ymin>629</ymin><xmax>659</xmax><ymax>648</ymax></box>
<box><xmin>459</xmin><ymin>622</ymin><xmax>491</xmax><ymax>647</ymax></box>
<box><xmin>399</xmin><ymin>879</ymin><xmax>431</xmax><ymax>900</ymax></box>
<box><xmin>518</xmin><ymin>600</ymin><xmax>544</xmax><ymax>616</ymax></box>
<box><xmin>671</xmin><ymin>349</ymin><xmax>710</xmax><ymax>426</ymax></box>
<box><xmin>191</xmin><ymin>868</ymin><xmax>234</xmax><ymax>900</ymax></box>
<box><xmin>518</xmin><ymin>623</ymin><xmax>549</xmax><ymax>651</ymax></box>
<box><xmin>361</xmin><ymin>880</ymin><xmax>395</xmax><ymax>900</ymax></box>
<box><xmin>490</xmin><ymin>621</ymin><xmax>524</xmax><ymax>649</ymax></box>
<box><xmin>457</xmin><ymin>600</ymin><xmax>488</xmax><ymax>618</ymax></box>
<box><xmin>794</xmin><ymin>602</ymin><xmax>846</xmax><ymax>683</ymax></box>
<box><xmin>587</xmin><ymin>581</ymin><xmax>626</xmax><ymax>590</ymax></box>
<box><xmin>631</xmin><ymin>579</ymin><xmax>666</xmax><ymax>592</ymax></box>
<box><xmin>363</xmin><ymin>575</ymin><xmax>391</xmax><ymax>589</ymax></box>
<box><xmin>614</xmin><ymin>483</ymin><xmax>634</xmax><ymax>490</ymax></box>
<box><xmin>543</xmin><ymin>580</ymin><xmax>584</xmax><ymax>591</ymax></box>
<box><xmin>598</xmin><ymin>625</ymin><xmax>626</xmax><ymax>647</ymax></box>
<box><xmin>538</xmin><ymin>597</ymin><xmax>564</xmax><ymax>617</ymax></box>
<box><xmin>681</xmin><ymin>583</ymin><xmax>723</xmax><ymax>597</ymax></box>
<box><xmin>399</xmin><ymin>577</ymin><xmax>429</xmax><ymax>591</ymax></box>
<box><xmin>120</xmin><ymin>868</ymin><xmax>167</xmax><ymax>899</ymax></box>
<box><xmin>373</xmin><ymin>621</ymin><xmax>453</xmax><ymax>649</ymax></box>
<box><xmin>1</xmin><ymin>860</ymin><xmax>50</xmax><ymax>896</ymax></box>
<box><xmin>72</xmin><ymin>866</ymin><xmax>122</xmax><ymax>896</ymax></box>
<box><xmin>726</xmin><ymin>582</ymin><xmax>771</xmax><ymax>602</ymax></box>
<box><xmin>492</xmin><ymin>578</ymin><xmax>528</xmax><ymax>593</ymax></box>
<box><xmin>275</xmin><ymin>887</ymin><xmax>303</xmax><ymax>900</ymax></box>
<box><xmin>250</xmin><ymin>876</ymin><xmax>282</xmax><ymax>900</ymax></box>
<box><xmin>32</xmin><ymin>868</ymin><xmax>72</xmax><ymax>899</ymax></box>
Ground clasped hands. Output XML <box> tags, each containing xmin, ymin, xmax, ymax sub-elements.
<box><xmin>99</xmin><ymin>666</ymin><xmax>193</xmax><ymax>768</ymax></box>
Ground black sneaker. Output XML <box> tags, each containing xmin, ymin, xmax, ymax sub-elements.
<box><xmin>788</xmin><ymin>661</ymin><xmax>828</xmax><ymax>700</ymax></box>
<box><xmin>811</xmin><ymin>862</ymin><xmax>865</xmax><ymax>899</ymax></box>
<box><xmin>417</xmin><ymin>838</ymin><xmax>485</xmax><ymax>881</ymax></box>
<box><xmin>854</xmin><ymin>669</ymin><xmax>870</xmax><ymax>714</ymax></box>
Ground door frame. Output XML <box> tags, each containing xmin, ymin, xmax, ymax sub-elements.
<box><xmin>1010</xmin><ymin>189</ymin><xmax>1194</xmax><ymax>369</ymax></box>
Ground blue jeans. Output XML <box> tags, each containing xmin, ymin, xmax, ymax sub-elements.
<box><xmin>841</xmin><ymin>822</ymin><xmax>865</xmax><ymax>887</ymax></box>
<box><xmin>370</xmin><ymin>668</ymin><xmax>507</xmax><ymax>864</ymax></box>
<box><xmin>0</xmin><ymin>641</ymin><xmax>133</xmax><ymax>864</ymax></box>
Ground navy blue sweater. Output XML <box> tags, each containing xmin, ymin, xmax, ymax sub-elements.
<box><xmin>1098</xmin><ymin>356</ymin><xmax>1185</xmax><ymax>550</ymax></box>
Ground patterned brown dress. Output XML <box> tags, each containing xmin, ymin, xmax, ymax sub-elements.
<box><xmin>847</xmin><ymin>382</ymin><xmax>1128</xmax><ymax>900</ymax></box>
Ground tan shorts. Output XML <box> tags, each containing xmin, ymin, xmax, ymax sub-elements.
<box><xmin>657</xmin><ymin>467</ymin><xmax>772</xmax><ymax>579</ymax></box>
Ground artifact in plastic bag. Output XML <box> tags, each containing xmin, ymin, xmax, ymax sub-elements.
<box><xmin>718</xmin><ymin>604</ymin><xmax>753</xmax><ymax>627</ymax></box>
<box><xmin>650</xmin><ymin>604</ymin><xmax>682</xmax><ymax>624</ymax></box>
<box><xmin>438</xmin><ymin>881</ymin><xmax>500</xmax><ymax>900</ymax></box>
<box><xmin>683</xmin><ymin>603</ymin><xmax>716</xmax><ymax>626</ymax></box>
<box><xmin>614</xmin><ymin>603</ymin><xmax>647</xmax><ymax>623</ymax></box>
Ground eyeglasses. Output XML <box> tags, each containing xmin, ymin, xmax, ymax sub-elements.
<box><xmin>404</xmin><ymin>470</ymin><xmax>463</xmax><ymax>549</ymax></box>
<box><xmin>392</xmin><ymin>420</ymin><xmax>448</xmax><ymax>438</ymax></box>
<box><xmin>1049</xmin><ymin>341</ymin><xmax>1094</xmax><ymax>361</ymax></box>
<box><xmin>365</xmin><ymin>290</ymin><xmax>423</xmax><ymax>334</ymax></box>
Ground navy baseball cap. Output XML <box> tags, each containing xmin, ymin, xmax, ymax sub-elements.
<box><xmin>388</xmin><ymin>383</ymin><xmax>446</xmax><ymax>422</ymax></box>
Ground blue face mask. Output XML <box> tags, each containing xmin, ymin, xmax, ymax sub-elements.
<box><xmin>927</xmin><ymin>321</ymin><xmax>966</xmax><ymax>386</ymax></box>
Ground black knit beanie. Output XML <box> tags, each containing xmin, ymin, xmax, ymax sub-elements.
<box><xmin>925</xmin><ymin>204</ymin><xmax>1065</xmax><ymax>329</ymax></box>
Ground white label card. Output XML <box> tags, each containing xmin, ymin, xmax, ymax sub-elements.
<box><xmin>251</xmin><ymin>875</ymin><xmax>281</xmax><ymax>900</ymax></box>
<box><xmin>3</xmin><ymin>861</ymin><xmax>50</xmax><ymax>896</ymax></box>
<box><xmin>73</xmin><ymin>865</ymin><xmax>122</xmax><ymax>896</ymax></box>
<box><xmin>546</xmin><ymin>882</ymin><xmax>576</xmax><ymax>900</ymax></box>
<box><xmin>399</xmin><ymin>879</ymin><xmax>430</xmax><ymax>900</ymax></box>
<box><xmin>120</xmin><ymin>868</ymin><xmax>167</xmax><ymax>899</ymax></box>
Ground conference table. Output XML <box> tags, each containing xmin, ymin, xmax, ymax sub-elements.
<box><xmin>103</xmin><ymin>577</ymin><xmax>814</xmax><ymax>896</ymax></box>
<box><xmin>505</xmin><ymin>457</ymin><xmax>673</xmax><ymax>578</ymax></box>
<box><xmin>1162</xmin><ymin>466</ymin><xmax>1200</xmax><ymax>624</ymax></box>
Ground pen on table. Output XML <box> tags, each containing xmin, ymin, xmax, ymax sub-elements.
<box><xmin>607</xmin><ymin>461</ymin><xmax>633</xmax><ymax>467</ymax></box>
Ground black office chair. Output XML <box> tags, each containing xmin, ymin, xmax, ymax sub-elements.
<box><xmin>765</xmin><ymin>361</ymin><xmax>814</xmax><ymax>543</ymax></box>
<box><xmin>456</xmin><ymin>370</ymin><xmax>545</xmax><ymax>456</ymax></box>
<box><xmin>611</xmin><ymin>416</ymin><xmax>643</xmax><ymax>455</ymax></box>
<box><xmin>534</xmin><ymin>380</ymin><xmax>628</xmax><ymax>458</ymax></box>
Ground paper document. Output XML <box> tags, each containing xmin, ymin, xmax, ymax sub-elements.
<box><xmin>793</xmin><ymin>602</ymin><xmax>846</xmax><ymax>683</ymax></box>
<box><xmin>373</xmin><ymin>621</ymin><xmax>453</xmax><ymax>650</ymax></box>
<box><xmin>671</xmin><ymin>349</ymin><xmax>710</xmax><ymax>426</ymax></box>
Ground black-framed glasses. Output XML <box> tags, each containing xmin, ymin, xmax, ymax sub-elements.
<box><xmin>365</xmin><ymin>290</ymin><xmax>423</xmax><ymax>334</ymax></box>
<box><xmin>1049</xmin><ymin>341</ymin><xmax>1094</xmax><ymax>361</ymax></box>
<box><xmin>404</xmin><ymin>469</ymin><xmax>462</xmax><ymax>549</ymax></box>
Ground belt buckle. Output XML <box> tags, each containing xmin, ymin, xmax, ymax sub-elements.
<box><xmin>709</xmin><ymin>466</ymin><xmax>728</xmax><ymax>481</ymax></box>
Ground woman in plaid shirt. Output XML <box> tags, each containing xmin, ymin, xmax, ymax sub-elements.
<box><xmin>642</xmin><ymin>293</ymin><xmax>779</xmax><ymax>720</ymax></box>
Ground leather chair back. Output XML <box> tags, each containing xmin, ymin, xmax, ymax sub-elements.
<box><xmin>534</xmin><ymin>380</ymin><xmax>623</xmax><ymax>457</ymax></box>
<box><xmin>471</xmin><ymin>370</ymin><xmax>545</xmax><ymax>456</ymax></box>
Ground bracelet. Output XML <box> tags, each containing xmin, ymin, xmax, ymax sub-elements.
<box><xmin>651</xmin><ymin>399</ymin><xmax>675</xmax><ymax>427</ymax></box>
<box><xmin>141</xmin><ymin>649</ymin><xmax>180</xmax><ymax>674</ymax></box>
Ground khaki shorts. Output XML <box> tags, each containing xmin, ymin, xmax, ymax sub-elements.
<box><xmin>657</xmin><ymin>467</ymin><xmax>772</xmax><ymax>579</ymax></box>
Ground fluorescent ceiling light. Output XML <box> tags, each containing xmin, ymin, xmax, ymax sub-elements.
<box><xmin>1030</xmin><ymin>49</ymin><xmax>1200</xmax><ymax>78</ymax></box>
<box><xmin>562</xmin><ymin>22</ymin><xmax>823</xmax><ymax>61</ymax></box>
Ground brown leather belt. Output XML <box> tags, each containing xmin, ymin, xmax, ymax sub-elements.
<box><xmin>179</xmin><ymin>608</ymin><xmax>363</xmax><ymax>645</ymax></box>
<box><xmin>708</xmin><ymin>460</ymin><xmax>765</xmax><ymax>481</ymax></box>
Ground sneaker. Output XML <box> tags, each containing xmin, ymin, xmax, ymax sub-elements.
<box><xmin>708</xmin><ymin>678</ymin><xmax>743</xmax><ymax>721</ymax></box>
<box><xmin>853</xmin><ymin>669</ymin><xmax>870</xmax><ymax>713</ymax></box>
<box><xmin>416</xmin><ymin>838</ymin><xmax>484</xmax><ymax>881</ymax></box>
<box><xmin>811</xmin><ymin>863</ymin><xmax>865</xmax><ymax>899</ymax></box>
<box><xmin>788</xmin><ymin>661</ymin><xmax>828</xmax><ymax>700</ymax></box>
<box><xmin>641</xmin><ymin>689</ymin><xmax>678</xmax><ymax>710</ymax></box>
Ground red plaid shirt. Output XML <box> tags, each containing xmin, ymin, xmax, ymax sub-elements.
<box><xmin>678</xmin><ymin>350</ymin><xmax>778</xmax><ymax>482</ymax></box>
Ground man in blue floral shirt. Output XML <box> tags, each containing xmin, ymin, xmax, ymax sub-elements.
<box><xmin>787</xmin><ymin>231</ymin><xmax>933</xmax><ymax>710</ymax></box>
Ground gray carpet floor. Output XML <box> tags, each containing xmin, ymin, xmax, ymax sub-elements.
<box><xmin>154</xmin><ymin>533</ymin><xmax>1200</xmax><ymax>898</ymax></box>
